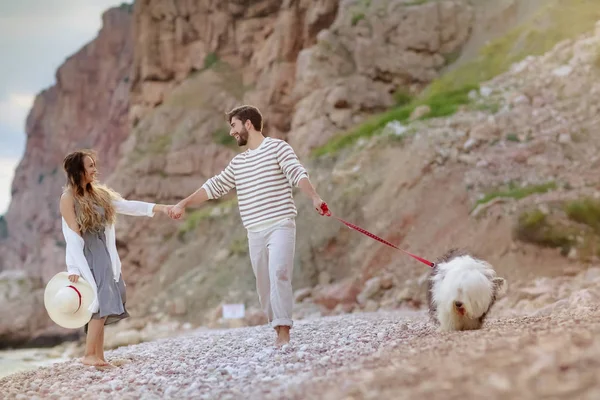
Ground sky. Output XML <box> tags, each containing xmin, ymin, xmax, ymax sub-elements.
<box><xmin>0</xmin><ymin>0</ymin><xmax>129</xmax><ymax>214</ymax></box>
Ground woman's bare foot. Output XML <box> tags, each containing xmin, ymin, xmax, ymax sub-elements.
<box><xmin>94</xmin><ymin>363</ymin><xmax>116</xmax><ymax>370</ymax></box>
<box><xmin>275</xmin><ymin>326</ymin><xmax>290</xmax><ymax>347</ymax></box>
<box><xmin>97</xmin><ymin>358</ymin><xmax>116</xmax><ymax>368</ymax></box>
<box><xmin>81</xmin><ymin>355</ymin><xmax>109</xmax><ymax>367</ymax></box>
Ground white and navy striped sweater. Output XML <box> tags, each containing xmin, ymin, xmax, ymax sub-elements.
<box><xmin>201</xmin><ymin>137</ymin><xmax>309</xmax><ymax>231</ymax></box>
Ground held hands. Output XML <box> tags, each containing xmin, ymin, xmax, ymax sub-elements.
<box><xmin>167</xmin><ymin>204</ymin><xmax>185</xmax><ymax>220</ymax></box>
<box><xmin>155</xmin><ymin>204</ymin><xmax>184</xmax><ymax>220</ymax></box>
<box><xmin>163</xmin><ymin>198</ymin><xmax>325</xmax><ymax>219</ymax></box>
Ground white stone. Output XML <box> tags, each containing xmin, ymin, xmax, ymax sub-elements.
<box><xmin>357</xmin><ymin>277</ymin><xmax>382</xmax><ymax>305</ymax></box>
<box><xmin>480</xmin><ymin>86</ymin><xmax>493</xmax><ymax>97</ymax></box>
<box><xmin>552</xmin><ymin>65</ymin><xmax>572</xmax><ymax>77</ymax></box>
<box><xmin>463</xmin><ymin>137</ymin><xmax>478</xmax><ymax>151</ymax></box>
<box><xmin>383</xmin><ymin>120</ymin><xmax>408</xmax><ymax>136</ymax></box>
<box><xmin>512</xmin><ymin>94</ymin><xmax>530</xmax><ymax>105</ymax></box>
<box><xmin>558</xmin><ymin>133</ymin><xmax>571</xmax><ymax>144</ymax></box>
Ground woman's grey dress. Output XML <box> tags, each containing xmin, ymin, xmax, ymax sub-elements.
<box><xmin>78</xmin><ymin>205</ymin><xmax>129</xmax><ymax>331</ymax></box>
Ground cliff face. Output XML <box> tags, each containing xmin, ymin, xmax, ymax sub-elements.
<box><xmin>128</xmin><ymin>0</ymin><xmax>340</xmax><ymax>140</ymax></box>
<box><xmin>100</xmin><ymin>0</ymin><xmax>600</xmax><ymax>338</ymax></box>
<box><xmin>289</xmin><ymin>0</ymin><xmax>474</xmax><ymax>155</ymax></box>
<box><xmin>1</xmin><ymin>8</ymin><xmax>133</xmax><ymax>278</ymax></box>
<box><xmin>105</xmin><ymin>0</ymin><xmax>475</xmax><ymax>328</ymax></box>
<box><xmin>0</xmin><ymin>7</ymin><xmax>134</xmax><ymax>346</ymax></box>
<box><xmin>0</xmin><ymin>0</ymin><xmax>478</xmax><ymax>345</ymax></box>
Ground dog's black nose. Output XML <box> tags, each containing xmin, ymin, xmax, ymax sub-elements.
<box><xmin>454</xmin><ymin>301</ymin><xmax>463</xmax><ymax>308</ymax></box>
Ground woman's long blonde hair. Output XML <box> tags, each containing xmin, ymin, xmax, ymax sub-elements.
<box><xmin>62</xmin><ymin>149</ymin><xmax>121</xmax><ymax>233</ymax></box>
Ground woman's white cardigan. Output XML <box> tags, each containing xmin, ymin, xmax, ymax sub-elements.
<box><xmin>61</xmin><ymin>199</ymin><xmax>156</xmax><ymax>313</ymax></box>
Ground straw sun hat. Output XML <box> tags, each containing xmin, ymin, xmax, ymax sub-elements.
<box><xmin>44</xmin><ymin>272</ymin><xmax>94</xmax><ymax>329</ymax></box>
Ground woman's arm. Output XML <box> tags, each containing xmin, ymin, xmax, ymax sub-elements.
<box><xmin>112</xmin><ymin>199</ymin><xmax>172</xmax><ymax>217</ymax></box>
<box><xmin>60</xmin><ymin>192</ymin><xmax>81</xmax><ymax>236</ymax></box>
<box><xmin>59</xmin><ymin>192</ymin><xmax>83</xmax><ymax>282</ymax></box>
<box><xmin>152</xmin><ymin>204</ymin><xmax>171</xmax><ymax>214</ymax></box>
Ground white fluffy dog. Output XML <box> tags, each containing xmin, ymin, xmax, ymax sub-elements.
<box><xmin>427</xmin><ymin>249</ymin><xmax>507</xmax><ymax>331</ymax></box>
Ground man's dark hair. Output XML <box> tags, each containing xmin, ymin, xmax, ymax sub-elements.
<box><xmin>226</xmin><ymin>105</ymin><xmax>263</xmax><ymax>132</ymax></box>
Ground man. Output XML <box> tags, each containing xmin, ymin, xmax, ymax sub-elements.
<box><xmin>168</xmin><ymin>105</ymin><xmax>327</xmax><ymax>346</ymax></box>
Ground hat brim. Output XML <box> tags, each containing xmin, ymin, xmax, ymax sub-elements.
<box><xmin>44</xmin><ymin>272</ymin><xmax>95</xmax><ymax>329</ymax></box>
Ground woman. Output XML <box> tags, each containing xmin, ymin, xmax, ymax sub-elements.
<box><xmin>59</xmin><ymin>149</ymin><xmax>173</xmax><ymax>368</ymax></box>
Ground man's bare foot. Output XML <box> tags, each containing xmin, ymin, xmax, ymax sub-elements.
<box><xmin>275</xmin><ymin>326</ymin><xmax>290</xmax><ymax>347</ymax></box>
<box><xmin>81</xmin><ymin>355</ymin><xmax>109</xmax><ymax>367</ymax></box>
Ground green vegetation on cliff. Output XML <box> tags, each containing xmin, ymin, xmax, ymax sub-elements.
<box><xmin>314</xmin><ymin>0</ymin><xmax>600</xmax><ymax>157</ymax></box>
<box><xmin>427</xmin><ymin>0</ymin><xmax>600</xmax><ymax>97</ymax></box>
<box><xmin>564</xmin><ymin>198</ymin><xmax>600</xmax><ymax>234</ymax></box>
<box><xmin>0</xmin><ymin>215</ymin><xmax>7</xmax><ymax>239</ymax></box>
<box><xmin>313</xmin><ymin>83</ymin><xmax>477</xmax><ymax>156</ymax></box>
<box><xmin>515</xmin><ymin>209</ymin><xmax>574</xmax><ymax>254</ymax></box>
<box><xmin>475</xmin><ymin>182</ymin><xmax>557</xmax><ymax>208</ymax></box>
<box><xmin>118</xmin><ymin>2</ymin><xmax>134</xmax><ymax>13</ymax></box>
<box><xmin>515</xmin><ymin>197</ymin><xmax>600</xmax><ymax>259</ymax></box>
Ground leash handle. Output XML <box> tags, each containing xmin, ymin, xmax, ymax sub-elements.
<box><xmin>319</xmin><ymin>203</ymin><xmax>434</xmax><ymax>268</ymax></box>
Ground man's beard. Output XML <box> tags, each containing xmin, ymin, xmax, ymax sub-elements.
<box><xmin>236</xmin><ymin>127</ymin><xmax>249</xmax><ymax>146</ymax></box>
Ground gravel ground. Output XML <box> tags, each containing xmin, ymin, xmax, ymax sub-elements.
<box><xmin>2</xmin><ymin>308</ymin><xmax>600</xmax><ymax>399</ymax></box>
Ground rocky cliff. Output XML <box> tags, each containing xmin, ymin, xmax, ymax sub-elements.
<box><xmin>4</xmin><ymin>0</ymin><xmax>600</xmax><ymax>350</ymax></box>
<box><xmin>103</xmin><ymin>0</ymin><xmax>475</xmax><ymax>332</ymax></box>
<box><xmin>0</xmin><ymin>0</ymin><xmax>476</xmax><ymax>346</ymax></box>
<box><xmin>0</xmin><ymin>6</ymin><xmax>134</xmax><ymax>346</ymax></box>
<box><xmin>102</xmin><ymin>0</ymin><xmax>600</xmax><ymax>339</ymax></box>
<box><xmin>128</xmin><ymin>0</ymin><xmax>340</xmax><ymax>139</ymax></box>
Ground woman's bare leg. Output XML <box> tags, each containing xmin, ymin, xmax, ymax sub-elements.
<box><xmin>82</xmin><ymin>318</ymin><xmax>108</xmax><ymax>366</ymax></box>
<box><xmin>96</xmin><ymin>323</ymin><xmax>106</xmax><ymax>362</ymax></box>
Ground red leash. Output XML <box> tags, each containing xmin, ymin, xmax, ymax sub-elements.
<box><xmin>319</xmin><ymin>203</ymin><xmax>435</xmax><ymax>268</ymax></box>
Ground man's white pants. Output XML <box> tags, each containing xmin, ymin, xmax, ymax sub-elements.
<box><xmin>247</xmin><ymin>218</ymin><xmax>296</xmax><ymax>328</ymax></box>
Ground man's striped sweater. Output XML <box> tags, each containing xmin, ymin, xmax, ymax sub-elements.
<box><xmin>201</xmin><ymin>137</ymin><xmax>309</xmax><ymax>231</ymax></box>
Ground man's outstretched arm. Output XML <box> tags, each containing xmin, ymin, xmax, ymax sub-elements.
<box><xmin>169</xmin><ymin>162</ymin><xmax>236</xmax><ymax>219</ymax></box>
<box><xmin>169</xmin><ymin>188</ymin><xmax>209</xmax><ymax>220</ymax></box>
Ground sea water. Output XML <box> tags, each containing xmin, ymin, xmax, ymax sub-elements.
<box><xmin>0</xmin><ymin>348</ymin><xmax>70</xmax><ymax>379</ymax></box>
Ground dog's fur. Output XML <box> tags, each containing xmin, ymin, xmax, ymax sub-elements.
<box><xmin>426</xmin><ymin>248</ymin><xmax>507</xmax><ymax>331</ymax></box>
